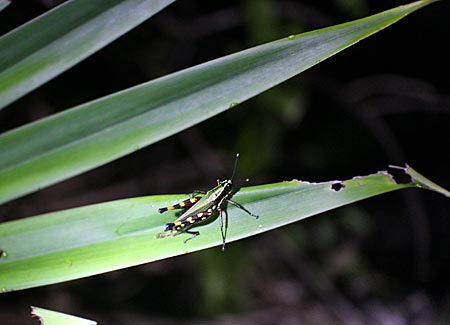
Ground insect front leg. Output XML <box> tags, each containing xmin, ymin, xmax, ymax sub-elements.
<box><xmin>180</xmin><ymin>209</ymin><xmax>216</xmax><ymax>243</ymax></box>
<box><xmin>226</xmin><ymin>199</ymin><xmax>259</xmax><ymax>219</ymax></box>
<box><xmin>218</xmin><ymin>207</ymin><xmax>229</xmax><ymax>251</ymax></box>
<box><xmin>183</xmin><ymin>230</ymin><xmax>200</xmax><ymax>243</ymax></box>
<box><xmin>158</xmin><ymin>196</ymin><xmax>202</xmax><ymax>214</ymax></box>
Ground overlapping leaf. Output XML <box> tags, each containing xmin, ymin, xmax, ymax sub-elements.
<box><xmin>0</xmin><ymin>1</ymin><xmax>433</xmax><ymax>204</ymax></box>
<box><xmin>0</xmin><ymin>0</ymin><xmax>176</xmax><ymax>110</ymax></box>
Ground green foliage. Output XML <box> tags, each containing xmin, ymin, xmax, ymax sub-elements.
<box><xmin>1</xmin><ymin>166</ymin><xmax>448</xmax><ymax>291</ymax></box>
<box><xmin>0</xmin><ymin>0</ymin><xmax>176</xmax><ymax>110</ymax></box>
<box><xmin>0</xmin><ymin>0</ymin><xmax>432</xmax><ymax>204</ymax></box>
<box><xmin>31</xmin><ymin>306</ymin><xmax>96</xmax><ymax>325</ymax></box>
<box><xmin>0</xmin><ymin>0</ymin><xmax>446</xmax><ymax>307</ymax></box>
<box><xmin>0</xmin><ymin>1</ymin><xmax>9</xmax><ymax>12</ymax></box>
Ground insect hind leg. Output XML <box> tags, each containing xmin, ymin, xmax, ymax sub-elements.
<box><xmin>158</xmin><ymin>196</ymin><xmax>202</xmax><ymax>213</ymax></box>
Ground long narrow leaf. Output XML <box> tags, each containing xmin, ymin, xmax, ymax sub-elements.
<box><xmin>31</xmin><ymin>306</ymin><xmax>96</xmax><ymax>325</ymax></box>
<box><xmin>0</xmin><ymin>0</ymin><xmax>10</xmax><ymax>12</ymax></box>
<box><xmin>0</xmin><ymin>0</ymin><xmax>176</xmax><ymax>110</ymax></box>
<box><xmin>1</xmin><ymin>165</ymin><xmax>448</xmax><ymax>291</ymax></box>
<box><xmin>0</xmin><ymin>1</ymin><xmax>434</xmax><ymax>204</ymax></box>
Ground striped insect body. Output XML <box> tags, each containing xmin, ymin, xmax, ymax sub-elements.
<box><xmin>156</xmin><ymin>154</ymin><xmax>258</xmax><ymax>250</ymax></box>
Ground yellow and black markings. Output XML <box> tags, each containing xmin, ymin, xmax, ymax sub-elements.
<box><xmin>156</xmin><ymin>154</ymin><xmax>259</xmax><ymax>250</ymax></box>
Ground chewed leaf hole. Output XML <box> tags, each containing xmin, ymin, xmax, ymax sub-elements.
<box><xmin>331</xmin><ymin>182</ymin><xmax>345</xmax><ymax>192</ymax></box>
<box><xmin>388</xmin><ymin>165</ymin><xmax>412</xmax><ymax>185</ymax></box>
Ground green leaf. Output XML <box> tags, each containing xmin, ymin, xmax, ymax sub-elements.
<box><xmin>1</xmin><ymin>166</ymin><xmax>447</xmax><ymax>291</ymax></box>
<box><xmin>0</xmin><ymin>0</ymin><xmax>10</xmax><ymax>12</ymax></box>
<box><xmin>403</xmin><ymin>164</ymin><xmax>450</xmax><ymax>197</ymax></box>
<box><xmin>31</xmin><ymin>306</ymin><xmax>96</xmax><ymax>325</ymax></box>
<box><xmin>0</xmin><ymin>1</ymin><xmax>435</xmax><ymax>204</ymax></box>
<box><xmin>0</xmin><ymin>0</ymin><xmax>176</xmax><ymax>110</ymax></box>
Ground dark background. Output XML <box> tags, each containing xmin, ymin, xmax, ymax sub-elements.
<box><xmin>1</xmin><ymin>0</ymin><xmax>449</xmax><ymax>324</ymax></box>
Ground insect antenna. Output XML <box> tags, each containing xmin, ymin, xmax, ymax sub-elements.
<box><xmin>230</xmin><ymin>153</ymin><xmax>240</xmax><ymax>180</ymax></box>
